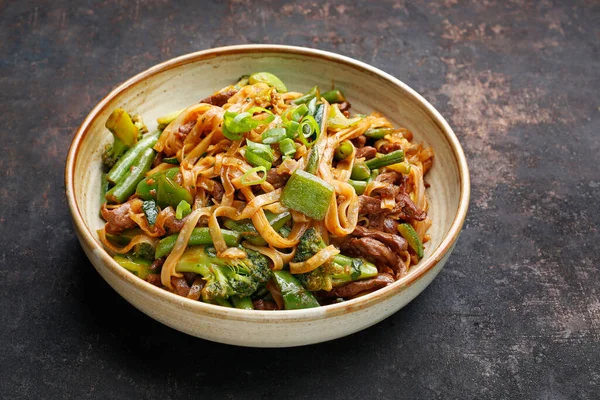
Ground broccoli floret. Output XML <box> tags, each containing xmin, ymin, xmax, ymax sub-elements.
<box><xmin>176</xmin><ymin>246</ymin><xmax>271</xmax><ymax>302</ymax></box>
<box><xmin>293</xmin><ymin>228</ymin><xmax>378</xmax><ymax>292</ymax></box>
<box><xmin>102</xmin><ymin>108</ymin><xmax>142</xmax><ymax>168</ymax></box>
<box><xmin>293</xmin><ymin>228</ymin><xmax>326</xmax><ymax>263</ymax></box>
<box><xmin>102</xmin><ymin>137</ymin><xmax>130</xmax><ymax>168</ymax></box>
<box><xmin>132</xmin><ymin>242</ymin><xmax>155</xmax><ymax>261</ymax></box>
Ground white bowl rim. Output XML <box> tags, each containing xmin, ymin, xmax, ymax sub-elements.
<box><xmin>65</xmin><ymin>44</ymin><xmax>470</xmax><ymax>322</ymax></box>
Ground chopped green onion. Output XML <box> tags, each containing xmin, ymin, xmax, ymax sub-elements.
<box><xmin>279</xmin><ymin>138</ymin><xmax>297</xmax><ymax>158</ymax></box>
<box><xmin>241</xmin><ymin>166</ymin><xmax>267</xmax><ymax>186</ymax></box>
<box><xmin>245</xmin><ymin>139</ymin><xmax>274</xmax><ymax>169</ymax></box>
<box><xmin>365</xmin><ymin>150</ymin><xmax>405</xmax><ymax>170</ymax></box>
<box><xmin>222</xmin><ymin>107</ymin><xmax>275</xmax><ymax>140</ymax></box>
<box><xmin>234</xmin><ymin>75</ymin><xmax>250</xmax><ymax>89</ymax></box>
<box><xmin>142</xmin><ymin>200</ymin><xmax>159</xmax><ymax>226</ymax></box>
<box><xmin>262</xmin><ymin>127</ymin><xmax>287</xmax><ymax>144</ymax></box>
<box><xmin>298</xmin><ymin>115</ymin><xmax>320</xmax><ymax>148</ymax></box>
<box><xmin>248</xmin><ymin>72</ymin><xmax>287</xmax><ymax>93</ymax></box>
<box><xmin>175</xmin><ymin>200</ymin><xmax>192</xmax><ymax>220</ymax></box>
<box><xmin>307</xmin><ymin>96</ymin><xmax>318</xmax><ymax>116</ymax></box>
<box><xmin>305</xmin><ymin>146</ymin><xmax>319</xmax><ymax>174</ymax></box>
<box><xmin>290</xmin><ymin>104</ymin><xmax>309</xmax><ymax>122</ymax></box>
<box><xmin>284</xmin><ymin>120</ymin><xmax>300</xmax><ymax>139</ymax></box>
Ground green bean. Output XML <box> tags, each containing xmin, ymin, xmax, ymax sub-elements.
<box><xmin>365</xmin><ymin>150</ymin><xmax>405</xmax><ymax>170</ymax></box>
<box><xmin>348</xmin><ymin>179</ymin><xmax>367</xmax><ymax>195</ymax></box>
<box><xmin>107</xmin><ymin>131</ymin><xmax>160</xmax><ymax>184</ymax></box>
<box><xmin>305</xmin><ymin>146</ymin><xmax>319</xmax><ymax>174</ymax></box>
<box><xmin>364</xmin><ymin>127</ymin><xmax>395</xmax><ymax>139</ymax></box>
<box><xmin>154</xmin><ymin>228</ymin><xmax>242</xmax><ymax>259</ymax></box>
<box><xmin>334</xmin><ymin>140</ymin><xmax>353</xmax><ymax>161</ymax></box>
<box><xmin>350</xmin><ymin>162</ymin><xmax>371</xmax><ymax>181</ymax></box>
<box><xmin>105</xmin><ymin>148</ymin><xmax>155</xmax><ymax>204</ymax></box>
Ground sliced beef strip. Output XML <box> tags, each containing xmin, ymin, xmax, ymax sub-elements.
<box><xmin>200</xmin><ymin>90</ymin><xmax>238</xmax><ymax>107</ymax></box>
<box><xmin>318</xmin><ymin>274</ymin><xmax>394</xmax><ymax>299</ymax></box>
<box><xmin>334</xmin><ymin>236</ymin><xmax>398</xmax><ymax>270</ymax></box>
<box><xmin>176</xmin><ymin>120</ymin><xmax>196</xmax><ymax>141</ymax></box>
<box><xmin>395</xmin><ymin>192</ymin><xmax>427</xmax><ymax>221</ymax></box>
<box><xmin>210</xmin><ymin>179</ymin><xmax>225</xmax><ymax>202</ymax></box>
<box><xmin>352</xmin><ymin>225</ymin><xmax>407</xmax><ymax>253</ymax></box>
<box><xmin>351</xmin><ymin>135</ymin><xmax>367</xmax><ymax>148</ymax></box>
<box><xmin>355</xmin><ymin>146</ymin><xmax>377</xmax><ymax>160</ymax></box>
<box><xmin>171</xmin><ymin>277</ymin><xmax>191</xmax><ymax>297</ymax></box>
<box><xmin>379</xmin><ymin>142</ymin><xmax>403</xmax><ymax>154</ymax></box>
<box><xmin>266</xmin><ymin>168</ymin><xmax>290</xmax><ymax>189</ymax></box>
<box><xmin>101</xmin><ymin>201</ymin><xmax>138</xmax><ymax>234</ymax></box>
<box><xmin>252</xmin><ymin>299</ymin><xmax>279</xmax><ymax>310</ymax></box>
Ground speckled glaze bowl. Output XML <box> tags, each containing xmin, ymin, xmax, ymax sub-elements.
<box><xmin>65</xmin><ymin>45</ymin><xmax>470</xmax><ymax>347</ymax></box>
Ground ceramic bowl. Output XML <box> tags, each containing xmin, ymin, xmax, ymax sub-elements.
<box><xmin>65</xmin><ymin>44</ymin><xmax>470</xmax><ymax>347</ymax></box>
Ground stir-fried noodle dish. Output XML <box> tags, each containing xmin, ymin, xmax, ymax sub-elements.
<box><xmin>98</xmin><ymin>72</ymin><xmax>434</xmax><ymax>310</ymax></box>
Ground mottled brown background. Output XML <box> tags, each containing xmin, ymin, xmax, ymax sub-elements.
<box><xmin>1</xmin><ymin>0</ymin><xmax>599</xmax><ymax>398</ymax></box>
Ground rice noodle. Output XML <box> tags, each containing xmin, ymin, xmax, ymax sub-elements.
<box><xmin>289</xmin><ymin>245</ymin><xmax>340</xmax><ymax>274</ymax></box>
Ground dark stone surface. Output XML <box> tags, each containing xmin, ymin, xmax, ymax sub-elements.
<box><xmin>1</xmin><ymin>0</ymin><xmax>598</xmax><ymax>398</ymax></box>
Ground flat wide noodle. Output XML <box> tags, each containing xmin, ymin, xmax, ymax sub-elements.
<box><xmin>161</xmin><ymin>207</ymin><xmax>212</xmax><ymax>288</ymax></box>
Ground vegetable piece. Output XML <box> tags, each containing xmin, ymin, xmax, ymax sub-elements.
<box><xmin>105</xmin><ymin>147</ymin><xmax>155</xmax><ymax>204</ymax></box>
<box><xmin>321</xmin><ymin>89</ymin><xmax>347</xmax><ymax>104</ymax></box>
<box><xmin>284</xmin><ymin>120</ymin><xmax>300</xmax><ymax>139</ymax></box>
<box><xmin>105</xmin><ymin>108</ymin><xmax>139</xmax><ymax>147</ymax></box>
<box><xmin>281</xmin><ymin>170</ymin><xmax>334</xmax><ymax>221</ymax></box>
<box><xmin>249</xmin><ymin>72</ymin><xmax>287</xmax><ymax>93</ymax></box>
<box><xmin>105</xmin><ymin>228</ymin><xmax>145</xmax><ymax>246</ymax></box>
<box><xmin>397</xmin><ymin>223</ymin><xmax>424</xmax><ymax>258</ymax></box>
<box><xmin>107</xmin><ymin>131</ymin><xmax>160</xmax><ymax>184</ymax></box>
<box><xmin>334</xmin><ymin>140</ymin><xmax>353</xmax><ymax>161</ymax></box>
<box><xmin>292</xmin><ymin>228</ymin><xmax>378</xmax><ymax>291</ymax></box>
<box><xmin>348</xmin><ymin>179</ymin><xmax>367</xmax><ymax>195</ymax></box>
<box><xmin>241</xmin><ymin>166</ymin><xmax>267</xmax><ymax>186</ymax></box>
<box><xmin>271</xmin><ymin>271</ymin><xmax>320</xmax><ymax>310</ymax></box>
<box><xmin>231</xmin><ymin>296</ymin><xmax>254</xmax><ymax>310</ymax></box>
<box><xmin>313</xmin><ymin>103</ymin><xmax>325</xmax><ymax>131</ymax></box>
<box><xmin>245</xmin><ymin>140</ymin><xmax>274</xmax><ymax>169</ymax></box>
<box><xmin>156</xmin><ymin>108</ymin><xmax>184</xmax><ymax>128</ymax></box>
<box><xmin>350</xmin><ymin>162</ymin><xmax>371</xmax><ymax>181</ymax></box>
<box><xmin>328</xmin><ymin>104</ymin><xmax>362</xmax><ymax>129</ymax></box>
<box><xmin>365</xmin><ymin>150</ymin><xmax>405</xmax><ymax>170</ymax></box>
<box><xmin>114</xmin><ymin>255</ymin><xmax>152</xmax><ymax>279</ymax></box>
<box><xmin>279</xmin><ymin>138</ymin><xmax>296</xmax><ymax>158</ymax></box>
<box><xmin>176</xmin><ymin>246</ymin><xmax>271</xmax><ymax>301</ymax></box>
<box><xmin>154</xmin><ymin>228</ymin><xmax>241</xmax><ymax>259</ymax></box>
<box><xmin>292</xmin><ymin>86</ymin><xmax>320</xmax><ymax>105</ymax></box>
<box><xmin>261</xmin><ymin>127</ymin><xmax>287</xmax><ymax>144</ymax></box>
<box><xmin>298</xmin><ymin>115</ymin><xmax>320</xmax><ymax>148</ymax></box>
<box><xmin>288</xmin><ymin>104</ymin><xmax>309</xmax><ymax>122</ymax></box>
<box><xmin>135</xmin><ymin>168</ymin><xmax>193</xmax><ymax>209</ymax></box>
<box><xmin>175</xmin><ymin>200</ymin><xmax>191</xmax><ymax>219</ymax></box>
<box><xmin>304</xmin><ymin>146</ymin><xmax>319</xmax><ymax>174</ymax></box>
<box><xmin>102</xmin><ymin>137</ymin><xmax>130</xmax><ymax>168</ymax></box>
<box><xmin>387</xmin><ymin>160</ymin><xmax>411</xmax><ymax>175</ymax></box>
<box><xmin>136</xmin><ymin>168</ymin><xmax>178</xmax><ymax>200</ymax></box>
<box><xmin>222</xmin><ymin>107</ymin><xmax>275</xmax><ymax>140</ymax></box>
<box><xmin>364</xmin><ymin>127</ymin><xmax>394</xmax><ymax>139</ymax></box>
<box><xmin>224</xmin><ymin>210</ymin><xmax>291</xmax><ymax>246</ymax></box>
<box><xmin>142</xmin><ymin>200</ymin><xmax>159</xmax><ymax>225</ymax></box>
<box><xmin>156</xmin><ymin>172</ymin><xmax>194</xmax><ymax>209</ymax></box>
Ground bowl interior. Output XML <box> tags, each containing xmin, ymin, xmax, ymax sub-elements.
<box><xmin>71</xmin><ymin>47</ymin><xmax>464</xmax><ymax>300</ymax></box>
